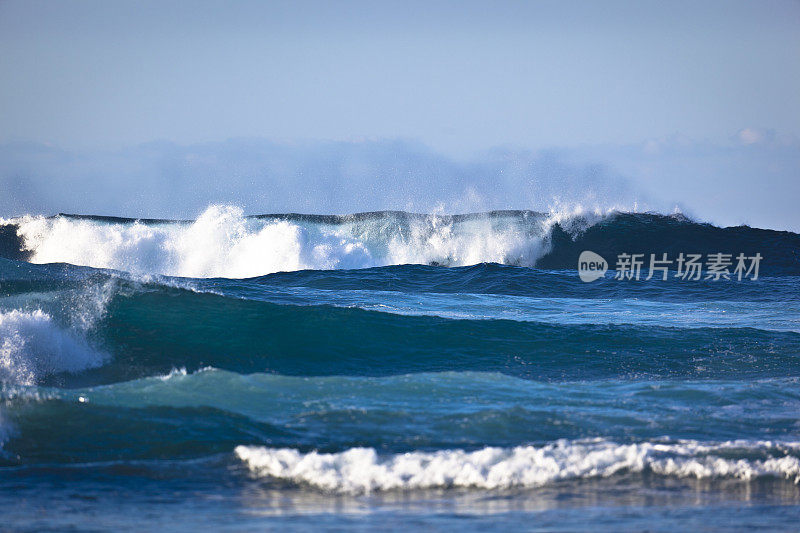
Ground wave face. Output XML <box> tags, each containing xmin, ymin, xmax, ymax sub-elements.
<box><xmin>0</xmin><ymin>261</ymin><xmax>798</xmax><ymax>387</ymax></box>
<box><xmin>1</xmin><ymin>208</ymin><xmax>800</xmax><ymax>528</ymax></box>
<box><xmin>3</xmin><ymin>205</ymin><xmax>799</xmax><ymax>276</ymax></box>
<box><xmin>6</xmin><ymin>368</ymin><xmax>798</xmax><ymax>464</ymax></box>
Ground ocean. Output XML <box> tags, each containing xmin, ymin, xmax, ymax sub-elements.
<box><xmin>1</xmin><ymin>206</ymin><xmax>799</xmax><ymax>531</ymax></box>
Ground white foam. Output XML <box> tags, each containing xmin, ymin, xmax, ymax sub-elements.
<box><xmin>0</xmin><ymin>309</ymin><xmax>107</xmax><ymax>385</ymax></box>
<box><xmin>235</xmin><ymin>439</ymin><xmax>800</xmax><ymax>493</ymax></box>
<box><xmin>156</xmin><ymin>366</ymin><xmax>213</xmax><ymax>381</ymax></box>
<box><xmin>12</xmin><ymin>205</ymin><xmax>582</xmax><ymax>278</ymax></box>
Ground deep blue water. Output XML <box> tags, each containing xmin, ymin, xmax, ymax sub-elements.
<box><xmin>1</xmin><ymin>211</ymin><xmax>799</xmax><ymax>531</ymax></box>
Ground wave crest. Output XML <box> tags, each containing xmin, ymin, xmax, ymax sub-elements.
<box><xmin>11</xmin><ymin>205</ymin><xmax>556</xmax><ymax>278</ymax></box>
<box><xmin>235</xmin><ymin>439</ymin><xmax>800</xmax><ymax>493</ymax></box>
<box><xmin>0</xmin><ymin>309</ymin><xmax>107</xmax><ymax>386</ymax></box>
<box><xmin>4</xmin><ymin>205</ymin><xmax>799</xmax><ymax>278</ymax></box>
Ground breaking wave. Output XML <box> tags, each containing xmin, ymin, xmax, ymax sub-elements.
<box><xmin>235</xmin><ymin>439</ymin><xmax>800</xmax><ymax>493</ymax></box>
<box><xmin>2</xmin><ymin>205</ymin><xmax>798</xmax><ymax>277</ymax></box>
<box><xmin>6</xmin><ymin>206</ymin><xmax>554</xmax><ymax>278</ymax></box>
<box><xmin>0</xmin><ymin>309</ymin><xmax>107</xmax><ymax>386</ymax></box>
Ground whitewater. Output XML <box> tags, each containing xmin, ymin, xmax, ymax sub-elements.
<box><xmin>6</xmin><ymin>205</ymin><xmax>593</xmax><ymax>277</ymax></box>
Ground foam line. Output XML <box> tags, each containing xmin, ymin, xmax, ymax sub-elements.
<box><xmin>235</xmin><ymin>439</ymin><xmax>800</xmax><ymax>493</ymax></box>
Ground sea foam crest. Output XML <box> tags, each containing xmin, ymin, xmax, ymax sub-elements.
<box><xmin>0</xmin><ymin>309</ymin><xmax>107</xmax><ymax>385</ymax></box>
<box><xmin>13</xmin><ymin>205</ymin><xmax>568</xmax><ymax>278</ymax></box>
<box><xmin>235</xmin><ymin>439</ymin><xmax>800</xmax><ymax>493</ymax></box>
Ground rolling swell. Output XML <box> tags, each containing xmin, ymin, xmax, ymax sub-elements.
<box><xmin>2</xmin><ymin>259</ymin><xmax>799</xmax><ymax>387</ymax></box>
<box><xmin>2</xmin><ymin>208</ymin><xmax>798</xmax><ymax>276</ymax></box>
<box><xmin>4</xmin><ymin>370</ymin><xmax>800</xmax><ymax>464</ymax></box>
<box><xmin>28</xmin><ymin>283</ymin><xmax>800</xmax><ymax>385</ymax></box>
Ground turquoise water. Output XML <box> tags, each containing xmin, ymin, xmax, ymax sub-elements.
<box><xmin>1</xmin><ymin>211</ymin><xmax>799</xmax><ymax>530</ymax></box>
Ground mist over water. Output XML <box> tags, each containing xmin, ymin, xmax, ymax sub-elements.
<box><xmin>0</xmin><ymin>139</ymin><xmax>649</xmax><ymax>219</ymax></box>
<box><xmin>3</xmin><ymin>137</ymin><xmax>799</xmax><ymax>231</ymax></box>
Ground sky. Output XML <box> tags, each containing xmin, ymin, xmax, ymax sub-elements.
<box><xmin>1</xmin><ymin>0</ymin><xmax>799</xmax><ymax>230</ymax></box>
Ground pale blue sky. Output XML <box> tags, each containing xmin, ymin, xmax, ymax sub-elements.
<box><xmin>2</xmin><ymin>0</ymin><xmax>798</xmax><ymax>151</ymax></box>
<box><xmin>1</xmin><ymin>1</ymin><xmax>799</xmax><ymax>229</ymax></box>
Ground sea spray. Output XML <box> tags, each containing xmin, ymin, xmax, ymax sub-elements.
<box><xmin>4</xmin><ymin>207</ymin><xmax>798</xmax><ymax>278</ymax></box>
<box><xmin>9</xmin><ymin>206</ymin><xmax>559</xmax><ymax>277</ymax></box>
<box><xmin>0</xmin><ymin>309</ymin><xmax>107</xmax><ymax>385</ymax></box>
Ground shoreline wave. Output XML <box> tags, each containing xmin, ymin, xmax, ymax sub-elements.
<box><xmin>4</xmin><ymin>369</ymin><xmax>800</xmax><ymax>465</ymax></box>
<box><xmin>235</xmin><ymin>439</ymin><xmax>800</xmax><ymax>493</ymax></box>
